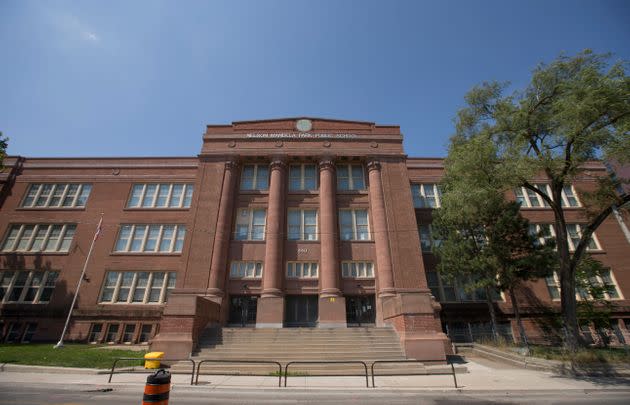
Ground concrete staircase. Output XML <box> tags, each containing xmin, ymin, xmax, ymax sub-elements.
<box><xmin>173</xmin><ymin>327</ymin><xmax>454</xmax><ymax>376</ymax></box>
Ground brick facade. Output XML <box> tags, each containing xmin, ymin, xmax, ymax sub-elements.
<box><xmin>0</xmin><ymin>117</ymin><xmax>628</xmax><ymax>358</ymax></box>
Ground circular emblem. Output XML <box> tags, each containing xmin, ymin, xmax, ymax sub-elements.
<box><xmin>296</xmin><ymin>119</ymin><xmax>312</xmax><ymax>132</ymax></box>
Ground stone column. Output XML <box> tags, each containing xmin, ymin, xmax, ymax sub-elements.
<box><xmin>207</xmin><ymin>159</ymin><xmax>239</xmax><ymax>301</ymax></box>
<box><xmin>256</xmin><ymin>157</ymin><xmax>287</xmax><ymax>328</ymax></box>
<box><xmin>318</xmin><ymin>157</ymin><xmax>346</xmax><ymax>327</ymax></box>
<box><xmin>367</xmin><ymin>160</ymin><xmax>396</xmax><ymax>297</ymax></box>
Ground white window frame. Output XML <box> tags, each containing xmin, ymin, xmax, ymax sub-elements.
<box><xmin>339</xmin><ymin>209</ymin><xmax>370</xmax><ymax>241</ymax></box>
<box><xmin>337</xmin><ymin>164</ymin><xmax>366</xmax><ymax>191</ymax></box>
<box><xmin>545</xmin><ymin>270</ymin><xmax>621</xmax><ymax>301</ymax></box>
<box><xmin>21</xmin><ymin>183</ymin><xmax>92</xmax><ymax>208</ymax></box>
<box><xmin>411</xmin><ymin>183</ymin><xmax>442</xmax><ymax>208</ymax></box>
<box><xmin>289</xmin><ymin>164</ymin><xmax>318</xmax><ymax>191</ymax></box>
<box><xmin>427</xmin><ymin>270</ymin><xmax>503</xmax><ymax>303</ymax></box>
<box><xmin>229</xmin><ymin>261</ymin><xmax>263</xmax><ymax>279</ymax></box>
<box><xmin>98</xmin><ymin>271</ymin><xmax>176</xmax><ymax>304</ymax></box>
<box><xmin>113</xmin><ymin>224</ymin><xmax>186</xmax><ymax>253</ymax></box>
<box><xmin>287</xmin><ymin>209</ymin><xmax>318</xmax><ymax>241</ymax></box>
<box><xmin>240</xmin><ymin>164</ymin><xmax>269</xmax><ymax>191</ymax></box>
<box><xmin>1</xmin><ymin>224</ymin><xmax>76</xmax><ymax>253</ymax></box>
<box><xmin>286</xmin><ymin>261</ymin><xmax>319</xmax><ymax>279</ymax></box>
<box><xmin>515</xmin><ymin>184</ymin><xmax>581</xmax><ymax>208</ymax></box>
<box><xmin>530</xmin><ymin>223</ymin><xmax>601</xmax><ymax>251</ymax></box>
<box><xmin>0</xmin><ymin>270</ymin><xmax>59</xmax><ymax>304</ymax></box>
<box><xmin>126</xmin><ymin>183</ymin><xmax>194</xmax><ymax>208</ymax></box>
<box><xmin>234</xmin><ymin>208</ymin><xmax>267</xmax><ymax>241</ymax></box>
<box><xmin>341</xmin><ymin>261</ymin><xmax>374</xmax><ymax>279</ymax></box>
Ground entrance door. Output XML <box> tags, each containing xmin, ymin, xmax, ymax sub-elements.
<box><xmin>346</xmin><ymin>295</ymin><xmax>376</xmax><ymax>326</ymax></box>
<box><xmin>285</xmin><ymin>295</ymin><xmax>318</xmax><ymax>327</ymax></box>
<box><xmin>228</xmin><ymin>295</ymin><xmax>258</xmax><ymax>326</ymax></box>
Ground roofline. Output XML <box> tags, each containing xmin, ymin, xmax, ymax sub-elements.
<box><xmin>206</xmin><ymin>117</ymin><xmax>390</xmax><ymax>127</ymax></box>
<box><xmin>5</xmin><ymin>155</ymin><xmax>197</xmax><ymax>160</ymax></box>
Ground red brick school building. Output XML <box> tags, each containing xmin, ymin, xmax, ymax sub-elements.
<box><xmin>1</xmin><ymin>118</ymin><xmax>628</xmax><ymax>360</ymax></box>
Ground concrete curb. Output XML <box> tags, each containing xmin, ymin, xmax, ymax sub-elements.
<box><xmin>0</xmin><ymin>363</ymin><xmax>105</xmax><ymax>374</ymax></box>
<box><xmin>464</xmin><ymin>343</ymin><xmax>630</xmax><ymax>376</ymax></box>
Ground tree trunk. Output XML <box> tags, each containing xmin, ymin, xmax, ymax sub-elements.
<box><xmin>552</xmin><ymin>189</ymin><xmax>579</xmax><ymax>352</ymax></box>
<box><xmin>509</xmin><ymin>285</ymin><xmax>529</xmax><ymax>350</ymax></box>
<box><xmin>485</xmin><ymin>285</ymin><xmax>499</xmax><ymax>342</ymax></box>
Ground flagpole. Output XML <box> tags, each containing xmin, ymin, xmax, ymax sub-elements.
<box><xmin>54</xmin><ymin>214</ymin><xmax>104</xmax><ymax>349</ymax></box>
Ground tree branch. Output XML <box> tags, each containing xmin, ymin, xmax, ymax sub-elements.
<box><xmin>570</xmin><ymin>194</ymin><xmax>630</xmax><ymax>270</ymax></box>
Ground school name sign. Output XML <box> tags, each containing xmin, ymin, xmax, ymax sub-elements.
<box><xmin>245</xmin><ymin>133</ymin><xmax>359</xmax><ymax>139</ymax></box>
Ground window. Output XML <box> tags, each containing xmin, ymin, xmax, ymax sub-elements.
<box><xmin>88</xmin><ymin>324</ymin><xmax>103</xmax><ymax>343</ymax></box>
<box><xmin>99</xmin><ymin>271</ymin><xmax>176</xmax><ymax>304</ymax></box>
<box><xmin>5</xmin><ymin>323</ymin><xmax>22</xmax><ymax>343</ymax></box>
<box><xmin>127</xmin><ymin>183</ymin><xmax>193</xmax><ymax>208</ymax></box>
<box><xmin>339</xmin><ymin>209</ymin><xmax>370</xmax><ymax>241</ymax></box>
<box><xmin>337</xmin><ymin>164</ymin><xmax>365</xmax><ymax>191</ymax></box>
<box><xmin>139</xmin><ymin>324</ymin><xmax>153</xmax><ymax>343</ymax></box>
<box><xmin>22</xmin><ymin>323</ymin><xmax>37</xmax><ymax>343</ymax></box>
<box><xmin>289</xmin><ymin>164</ymin><xmax>317</xmax><ymax>191</ymax></box>
<box><xmin>545</xmin><ymin>270</ymin><xmax>620</xmax><ymax>300</ymax></box>
<box><xmin>229</xmin><ymin>261</ymin><xmax>263</xmax><ymax>279</ymax></box>
<box><xmin>114</xmin><ymin>224</ymin><xmax>186</xmax><ymax>253</ymax></box>
<box><xmin>287</xmin><ymin>209</ymin><xmax>318</xmax><ymax>241</ymax></box>
<box><xmin>122</xmin><ymin>324</ymin><xmax>136</xmax><ymax>343</ymax></box>
<box><xmin>529</xmin><ymin>223</ymin><xmax>599</xmax><ymax>251</ymax></box>
<box><xmin>234</xmin><ymin>209</ymin><xmax>266</xmax><ymax>240</ymax></box>
<box><xmin>514</xmin><ymin>184</ymin><xmax>581</xmax><ymax>208</ymax></box>
<box><xmin>21</xmin><ymin>183</ymin><xmax>92</xmax><ymax>208</ymax></box>
<box><xmin>1</xmin><ymin>224</ymin><xmax>76</xmax><ymax>253</ymax></box>
<box><xmin>240</xmin><ymin>164</ymin><xmax>269</xmax><ymax>191</ymax></box>
<box><xmin>341</xmin><ymin>261</ymin><xmax>374</xmax><ymax>278</ymax></box>
<box><xmin>418</xmin><ymin>224</ymin><xmax>442</xmax><ymax>252</ymax></box>
<box><xmin>428</xmin><ymin>272</ymin><xmax>501</xmax><ymax>303</ymax></box>
<box><xmin>411</xmin><ymin>183</ymin><xmax>442</xmax><ymax>208</ymax></box>
<box><xmin>287</xmin><ymin>262</ymin><xmax>318</xmax><ymax>279</ymax></box>
<box><xmin>0</xmin><ymin>270</ymin><xmax>59</xmax><ymax>303</ymax></box>
<box><xmin>105</xmin><ymin>324</ymin><xmax>120</xmax><ymax>343</ymax></box>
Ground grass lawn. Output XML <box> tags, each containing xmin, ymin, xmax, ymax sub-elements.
<box><xmin>0</xmin><ymin>344</ymin><xmax>147</xmax><ymax>369</ymax></box>
<box><xmin>528</xmin><ymin>345</ymin><xmax>630</xmax><ymax>364</ymax></box>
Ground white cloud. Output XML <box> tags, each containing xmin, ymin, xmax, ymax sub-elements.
<box><xmin>44</xmin><ymin>8</ymin><xmax>101</xmax><ymax>44</ymax></box>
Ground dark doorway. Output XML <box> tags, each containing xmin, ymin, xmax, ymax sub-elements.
<box><xmin>228</xmin><ymin>295</ymin><xmax>258</xmax><ymax>326</ymax></box>
<box><xmin>346</xmin><ymin>295</ymin><xmax>376</xmax><ymax>326</ymax></box>
<box><xmin>285</xmin><ymin>295</ymin><xmax>318</xmax><ymax>327</ymax></box>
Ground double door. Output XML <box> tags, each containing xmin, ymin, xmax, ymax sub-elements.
<box><xmin>346</xmin><ymin>295</ymin><xmax>376</xmax><ymax>326</ymax></box>
<box><xmin>228</xmin><ymin>295</ymin><xmax>258</xmax><ymax>326</ymax></box>
<box><xmin>285</xmin><ymin>295</ymin><xmax>318</xmax><ymax>327</ymax></box>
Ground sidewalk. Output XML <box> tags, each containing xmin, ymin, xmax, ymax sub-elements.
<box><xmin>1</xmin><ymin>358</ymin><xmax>629</xmax><ymax>391</ymax></box>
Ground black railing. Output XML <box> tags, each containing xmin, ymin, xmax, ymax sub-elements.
<box><xmin>284</xmin><ymin>361</ymin><xmax>369</xmax><ymax>388</ymax></box>
<box><xmin>195</xmin><ymin>359</ymin><xmax>283</xmax><ymax>387</ymax></box>
<box><xmin>370</xmin><ymin>360</ymin><xmax>458</xmax><ymax>388</ymax></box>
<box><xmin>108</xmin><ymin>357</ymin><xmax>196</xmax><ymax>385</ymax></box>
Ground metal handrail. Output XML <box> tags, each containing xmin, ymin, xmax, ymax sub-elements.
<box><xmin>195</xmin><ymin>359</ymin><xmax>283</xmax><ymax>387</ymax></box>
<box><xmin>284</xmin><ymin>361</ymin><xmax>369</xmax><ymax>388</ymax></box>
<box><xmin>108</xmin><ymin>357</ymin><xmax>196</xmax><ymax>385</ymax></box>
<box><xmin>370</xmin><ymin>360</ymin><xmax>458</xmax><ymax>388</ymax></box>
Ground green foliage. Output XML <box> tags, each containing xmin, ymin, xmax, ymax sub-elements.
<box><xmin>0</xmin><ymin>344</ymin><xmax>147</xmax><ymax>369</ymax></box>
<box><xmin>575</xmin><ymin>256</ymin><xmax>615</xmax><ymax>330</ymax></box>
<box><xmin>0</xmin><ymin>131</ymin><xmax>8</xmax><ymax>168</ymax></box>
<box><xmin>435</xmin><ymin>136</ymin><xmax>556</xmax><ymax>296</ymax></box>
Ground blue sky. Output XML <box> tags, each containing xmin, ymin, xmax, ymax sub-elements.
<box><xmin>1</xmin><ymin>0</ymin><xmax>629</xmax><ymax>158</ymax></box>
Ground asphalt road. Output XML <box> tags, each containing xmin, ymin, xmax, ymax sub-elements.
<box><xmin>1</xmin><ymin>384</ymin><xmax>629</xmax><ymax>405</ymax></box>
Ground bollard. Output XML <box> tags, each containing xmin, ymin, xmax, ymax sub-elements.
<box><xmin>142</xmin><ymin>369</ymin><xmax>171</xmax><ymax>405</ymax></box>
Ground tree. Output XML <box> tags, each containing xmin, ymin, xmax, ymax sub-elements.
<box><xmin>452</xmin><ymin>50</ymin><xmax>630</xmax><ymax>351</ymax></box>
<box><xmin>434</xmin><ymin>136</ymin><xmax>556</xmax><ymax>347</ymax></box>
<box><xmin>0</xmin><ymin>131</ymin><xmax>8</xmax><ymax>168</ymax></box>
